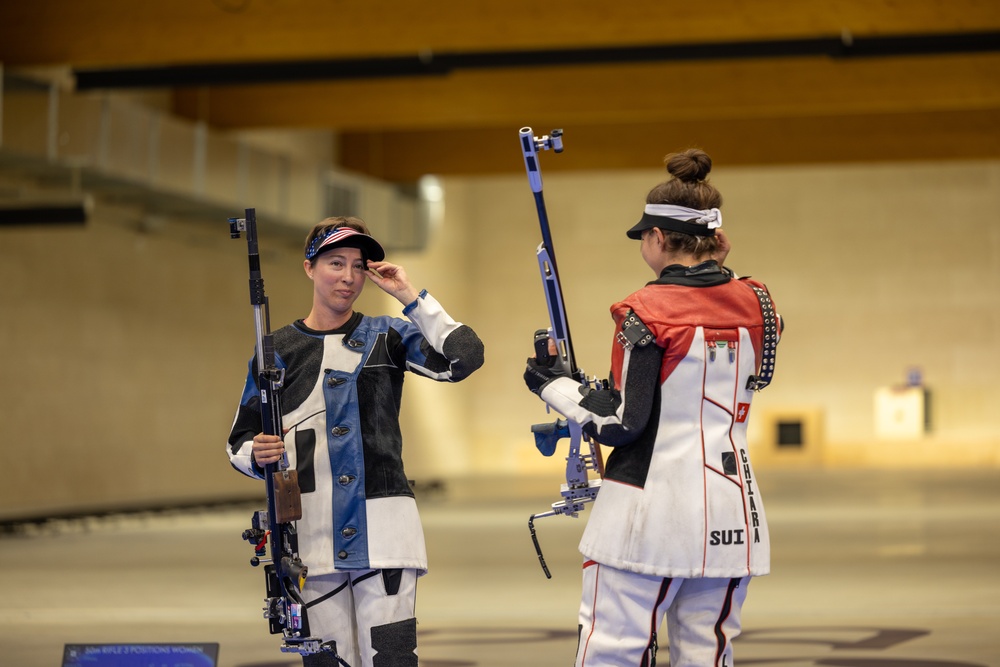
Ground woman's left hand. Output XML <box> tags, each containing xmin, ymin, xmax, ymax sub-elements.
<box><xmin>366</xmin><ymin>260</ymin><xmax>418</xmax><ymax>305</ymax></box>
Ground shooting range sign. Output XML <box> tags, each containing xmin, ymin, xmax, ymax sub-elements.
<box><xmin>63</xmin><ymin>643</ymin><xmax>219</xmax><ymax>667</ymax></box>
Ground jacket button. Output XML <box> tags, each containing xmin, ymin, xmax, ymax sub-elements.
<box><xmin>341</xmin><ymin>527</ymin><xmax>357</xmax><ymax>537</ymax></box>
<box><xmin>338</xmin><ymin>475</ymin><xmax>355</xmax><ymax>485</ymax></box>
<box><xmin>331</xmin><ymin>426</ymin><xmax>350</xmax><ymax>436</ymax></box>
<box><xmin>338</xmin><ymin>550</ymin><xmax>348</xmax><ymax>559</ymax></box>
<box><xmin>347</xmin><ymin>339</ymin><xmax>364</xmax><ymax>348</ymax></box>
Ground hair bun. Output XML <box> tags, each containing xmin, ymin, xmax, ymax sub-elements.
<box><xmin>665</xmin><ymin>149</ymin><xmax>712</xmax><ymax>183</ymax></box>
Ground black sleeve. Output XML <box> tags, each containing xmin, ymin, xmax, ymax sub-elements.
<box><xmin>580</xmin><ymin>340</ymin><xmax>664</xmax><ymax>447</ymax></box>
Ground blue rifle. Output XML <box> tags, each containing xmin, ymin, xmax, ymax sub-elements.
<box><xmin>229</xmin><ymin>209</ymin><xmax>351</xmax><ymax>665</ymax></box>
<box><xmin>519</xmin><ymin>128</ymin><xmax>604</xmax><ymax>578</ymax></box>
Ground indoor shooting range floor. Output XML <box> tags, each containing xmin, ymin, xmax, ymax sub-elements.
<box><xmin>1</xmin><ymin>467</ymin><xmax>999</xmax><ymax>667</ymax></box>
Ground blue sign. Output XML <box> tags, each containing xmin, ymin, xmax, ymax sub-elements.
<box><xmin>63</xmin><ymin>644</ymin><xmax>219</xmax><ymax>667</ymax></box>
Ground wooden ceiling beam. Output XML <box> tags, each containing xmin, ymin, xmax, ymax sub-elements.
<box><xmin>338</xmin><ymin>109</ymin><xmax>1000</xmax><ymax>181</ymax></box>
<box><xmin>1</xmin><ymin>0</ymin><xmax>998</xmax><ymax>67</ymax></box>
<box><xmin>2</xmin><ymin>1</ymin><xmax>996</xmax><ymax>176</ymax></box>
<box><xmin>170</xmin><ymin>53</ymin><xmax>1000</xmax><ymax>130</ymax></box>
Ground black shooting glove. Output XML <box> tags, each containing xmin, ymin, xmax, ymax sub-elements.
<box><xmin>524</xmin><ymin>356</ymin><xmax>566</xmax><ymax>395</ymax></box>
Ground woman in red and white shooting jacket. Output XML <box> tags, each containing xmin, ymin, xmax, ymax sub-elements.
<box><xmin>524</xmin><ymin>148</ymin><xmax>783</xmax><ymax>667</ymax></box>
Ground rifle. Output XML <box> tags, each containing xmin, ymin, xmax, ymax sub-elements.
<box><xmin>228</xmin><ymin>209</ymin><xmax>349</xmax><ymax>664</ymax></box>
<box><xmin>518</xmin><ymin>129</ymin><xmax>604</xmax><ymax>579</ymax></box>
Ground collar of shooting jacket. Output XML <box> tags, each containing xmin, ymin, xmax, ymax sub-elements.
<box><xmin>294</xmin><ymin>310</ymin><xmax>365</xmax><ymax>338</ymax></box>
<box><xmin>648</xmin><ymin>260</ymin><xmax>733</xmax><ymax>287</ymax></box>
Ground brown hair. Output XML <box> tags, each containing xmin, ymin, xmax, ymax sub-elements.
<box><xmin>645</xmin><ymin>149</ymin><xmax>722</xmax><ymax>258</ymax></box>
<box><xmin>304</xmin><ymin>216</ymin><xmax>370</xmax><ymax>263</ymax></box>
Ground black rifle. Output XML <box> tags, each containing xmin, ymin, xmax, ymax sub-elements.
<box><xmin>518</xmin><ymin>130</ymin><xmax>604</xmax><ymax>578</ymax></box>
<box><xmin>229</xmin><ymin>209</ymin><xmax>349</xmax><ymax>664</ymax></box>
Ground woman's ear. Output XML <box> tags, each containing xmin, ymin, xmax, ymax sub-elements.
<box><xmin>303</xmin><ymin>258</ymin><xmax>313</xmax><ymax>279</ymax></box>
<box><xmin>649</xmin><ymin>226</ymin><xmax>665</xmax><ymax>247</ymax></box>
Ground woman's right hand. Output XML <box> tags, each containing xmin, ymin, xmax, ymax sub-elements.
<box><xmin>251</xmin><ymin>433</ymin><xmax>285</xmax><ymax>467</ymax></box>
<box><xmin>712</xmin><ymin>228</ymin><xmax>732</xmax><ymax>267</ymax></box>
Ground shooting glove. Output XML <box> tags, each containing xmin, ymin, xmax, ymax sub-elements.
<box><xmin>524</xmin><ymin>356</ymin><xmax>565</xmax><ymax>395</ymax></box>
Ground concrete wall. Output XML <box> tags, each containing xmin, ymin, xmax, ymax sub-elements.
<box><xmin>2</xmin><ymin>158</ymin><xmax>999</xmax><ymax>518</ymax></box>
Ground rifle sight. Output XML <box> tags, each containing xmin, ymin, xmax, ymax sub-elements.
<box><xmin>520</xmin><ymin>127</ymin><xmax>564</xmax><ymax>154</ymax></box>
<box><xmin>228</xmin><ymin>217</ymin><xmax>247</xmax><ymax>239</ymax></box>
